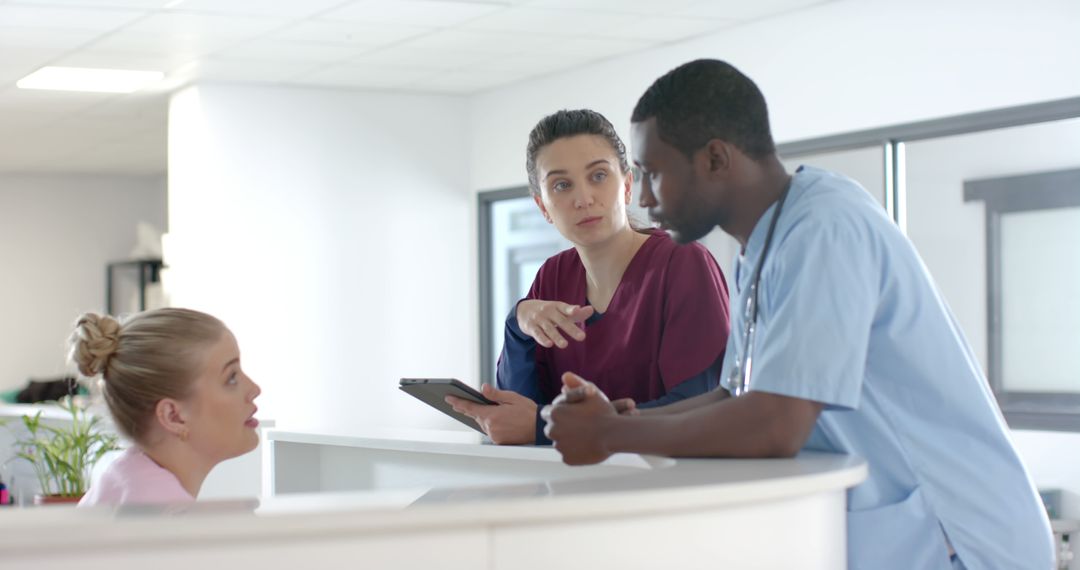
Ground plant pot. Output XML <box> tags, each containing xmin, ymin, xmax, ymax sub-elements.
<box><xmin>33</xmin><ymin>494</ymin><xmax>83</xmax><ymax>506</ymax></box>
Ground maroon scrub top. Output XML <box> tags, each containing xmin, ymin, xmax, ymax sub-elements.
<box><xmin>526</xmin><ymin>230</ymin><xmax>730</xmax><ymax>404</ymax></box>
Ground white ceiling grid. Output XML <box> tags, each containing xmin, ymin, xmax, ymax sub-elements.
<box><xmin>0</xmin><ymin>0</ymin><xmax>829</xmax><ymax>173</ymax></box>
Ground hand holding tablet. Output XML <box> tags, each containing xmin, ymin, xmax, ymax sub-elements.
<box><xmin>399</xmin><ymin>378</ymin><xmax>497</xmax><ymax>433</ymax></box>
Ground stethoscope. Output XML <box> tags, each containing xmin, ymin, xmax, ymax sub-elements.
<box><xmin>727</xmin><ymin>179</ymin><xmax>792</xmax><ymax>397</ymax></box>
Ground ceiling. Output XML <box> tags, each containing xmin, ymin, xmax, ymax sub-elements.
<box><xmin>0</xmin><ymin>0</ymin><xmax>830</xmax><ymax>174</ymax></box>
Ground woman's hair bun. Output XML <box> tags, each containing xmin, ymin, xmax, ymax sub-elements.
<box><xmin>70</xmin><ymin>313</ymin><xmax>122</xmax><ymax>377</ymax></box>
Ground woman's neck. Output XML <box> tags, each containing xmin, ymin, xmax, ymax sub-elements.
<box><xmin>577</xmin><ymin>227</ymin><xmax>649</xmax><ymax>313</ymax></box>
<box><xmin>140</xmin><ymin>440</ymin><xmax>213</xmax><ymax>499</ymax></box>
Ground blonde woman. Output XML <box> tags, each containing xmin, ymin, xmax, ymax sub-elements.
<box><xmin>70</xmin><ymin>308</ymin><xmax>261</xmax><ymax>506</ymax></box>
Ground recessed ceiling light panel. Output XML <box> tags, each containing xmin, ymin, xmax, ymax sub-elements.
<box><xmin>16</xmin><ymin>66</ymin><xmax>165</xmax><ymax>94</ymax></box>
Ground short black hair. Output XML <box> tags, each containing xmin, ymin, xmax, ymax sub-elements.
<box><xmin>525</xmin><ymin>109</ymin><xmax>630</xmax><ymax>195</ymax></box>
<box><xmin>631</xmin><ymin>59</ymin><xmax>775</xmax><ymax>160</ymax></box>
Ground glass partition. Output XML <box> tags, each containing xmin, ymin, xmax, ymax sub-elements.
<box><xmin>905</xmin><ymin>118</ymin><xmax>1080</xmax><ymax>427</ymax></box>
<box><xmin>999</xmin><ymin>206</ymin><xmax>1080</xmax><ymax>394</ymax></box>
<box><xmin>481</xmin><ymin>192</ymin><xmax>569</xmax><ymax>383</ymax></box>
<box><xmin>781</xmin><ymin>145</ymin><xmax>887</xmax><ymax>208</ymax></box>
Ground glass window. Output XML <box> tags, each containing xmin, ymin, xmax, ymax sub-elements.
<box><xmin>905</xmin><ymin>118</ymin><xmax>1080</xmax><ymax>406</ymax></box>
<box><xmin>1000</xmin><ymin>206</ymin><xmax>1080</xmax><ymax>393</ymax></box>
<box><xmin>485</xmin><ymin>194</ymin><xmax>569</xmax><ymax>382</ymax></box>
<box><xmin>781</xmin><ymin>146</ymin><xmax>887</xmax><ymax>208</ymax></box>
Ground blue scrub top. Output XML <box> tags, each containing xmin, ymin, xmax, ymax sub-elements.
<box><xmin>721</xmin><ymin>166</ymin><xmax>1054</xmax><ymax>569</ymax></box>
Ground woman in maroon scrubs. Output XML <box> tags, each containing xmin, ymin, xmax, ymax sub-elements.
<box><xmin>449</xmin><ymin>109</ymin><xmax>730</xmax><ymax>445</ymax></box>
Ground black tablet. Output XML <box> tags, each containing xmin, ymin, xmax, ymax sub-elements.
<box><xmin>399</xmin><ymin>378</ymin><xmax>497</xmax><ymax>433</ymax></box>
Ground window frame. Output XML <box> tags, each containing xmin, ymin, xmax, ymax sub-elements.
<box><xmin>477</xmin><ymin>186</ymin><xmax>530</xmax><ymax>385</ymax></box>
<box><xmin>964</xmin><ymin>168</ymin><xmax>1080</xmax><ymax>431</ymax></box>
<box><xmin>780</xmin><ymin>96</ymin><xmax>1080</xmax><ymax>432</ymax></box>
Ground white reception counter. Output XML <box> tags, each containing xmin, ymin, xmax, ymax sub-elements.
<box><xmin>0</xmin><ymin>429</ymin><xmax>866</xmax><ymax>570</ymax></box>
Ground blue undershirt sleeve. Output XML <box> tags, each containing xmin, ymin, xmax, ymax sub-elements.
<box><xmin>532</xmin><ymin>361</ymin><xmax>723</xmax><ymax>446</ymax></box>
<box><xmin>637</xmin><ymin>355</ymin><xmax>724</xmax><ymax>409</ymax></box>
<box><xmin>635</xmin><ymin>374</ymin><xmax>711</xmax><ymax>409</ymax></box>
<box><xmin>496</xmin><ymin>302</ymin><xmax>552</xmax><ymax>445</ymax></box>
<box><xmin>496</xmin><ymin>302</ymin><xmax>543</xmax><ymax>404</ymax></box>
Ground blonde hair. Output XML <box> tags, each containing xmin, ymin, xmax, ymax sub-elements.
<box><xmin>68</xmin><ymin>308</ymin><xmax>226</xmax><ymax>443</ymax></box>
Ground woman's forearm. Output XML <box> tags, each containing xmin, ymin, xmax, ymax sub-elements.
<box><xmin>636</xmin><ymin>387</ymin><xmax>729</xmax><ymax>416</ymax></box>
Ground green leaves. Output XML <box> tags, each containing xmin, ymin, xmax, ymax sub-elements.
<box><xmin>5</xmin><ymin>397</ymin><xmax>121</xmax><ymax>497</ymax></box>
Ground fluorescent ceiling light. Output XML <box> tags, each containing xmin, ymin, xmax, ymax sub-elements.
<box><xmin>17</xmin><ymin>66</ymin><xmax>165</xmax><ymax>94</ymax></box>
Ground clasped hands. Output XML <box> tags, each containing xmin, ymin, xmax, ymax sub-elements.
<box><xmin>540</xmin><ymin>372</ymin><xmax>638</xmax><ymax>465</ymax></box>
<box><xmin>518</xmin><ymin>300</ymin><xmax>638</xmax><ymax>464</ymax></box>
<box><xmin>447</xmin><ymin>372</ymin><xmax>637</xmax><ymax>465</ymax></box>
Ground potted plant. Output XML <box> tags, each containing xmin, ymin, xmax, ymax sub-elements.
<box><xmin>2</xmin><ymin>396</ymin><xmax>120</xmax><ymax>504</ymax></box>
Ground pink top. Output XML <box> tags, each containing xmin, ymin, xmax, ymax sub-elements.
<box><xmin>78</xmin><ymin>447</ymin><xmax>194</xmax><ymax>507</ymax></box>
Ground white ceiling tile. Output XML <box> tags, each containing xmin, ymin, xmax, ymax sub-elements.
<box><xmin>520</xmin><ymin>0</ymin><xmax>701</xmax><ymax>15</ymax></box>
<box><xmin>52</xmin><ymin>50</ymin><xmax>195</xmax><ymax>75</ymax></box>
<box><xmin>414</xmin><ymin>67</ymin><xmax>536</xmax><ymax>93</ymax></box>
<box><xmin>212</xmin><ymin>39</ymin><xmax>372</xmax><ymax>64</ymax></box>
<box><xmin>471</xmin><ymin>51</ymin><xmax>589</xmax><ymax>75</ymax></box>
<box><xmin>348</xmin><ymin>46</ymin><xmax>496</xmax><ymax>70</ymax></box>
<box><xmin>672</xmin><ymin>0</ymin><xmax>832</xmax><ymax>21</ymax></box>
<box><xmin>514</xmin><ymin>35</ymin><xmax>654</xmax><ymax>59</ymax></box>
<box><xmin>294</xmin><ymin>62</ymin><xmax>432</xmax><ymax>90</ymax></box>
<box><xmin>320</xmin><ymin>0</ymin><xmax>503</xmax><ymax>28</ymax></box>
<box><xmin>119</xmin><ymin>11</ymin><xmax>291</xmax><ymax>38</ymax></box>
<box><xmin>0</xmin><ymin>48</ymin><xmax>70</xmax><ymax>83</ymax></box>
<box><xmin>0</xmin><ymin>0</ymin><xmax>833</xmax><ymax>173</ymax></box>
<box><xmin>84</xmin><ymin>30</ymin><xmax>238</xmax><ymax>57</ymax></box>
<box><xmin>271</xmin><ymin>19</ymin><xmax>434</xmax><ymax>46</ymax></box>
<box><xmin>170</xmin><ymin>0</ymin><xmax>346</xmax><ymax>18</ymax></box>
<box><xmin>5</xmin><ymin>0</ymin><xmax>171</xmax><ymax>8</ymax></box>
<box><xmin>190</xmin><ymin>59</ymin><xmax>325</xmax><ymax>84</ymax></box>
<box><xmin>398</xmin><ymin>29</ymin><xmax>554</xmax><ymax>53</ymax></box>
<box><xmin>0</xmin><ymin>4</ymin><xmax>146</xmax><ymax>32</ymax></box>
<box><xmin>424</xmin><ymin>0</ymin><xmax>530</xmax><ymax>4</ymax></box>
<box><xmin>461</xmin><ymin>7</ymin><xmax>734</xmax><ymax>42</ymax></box>
<box><xmin>398</xmin><ymin>29</ymin><xmax>652</xmax><ymax>59</ymax></box>
<box><xmin>632</xmin><ymin>17</ymin><xmax>738</xmax><ymax>42</ymax></box>
<box><xmin>0</xmin><ymin>27</ymin><xmax>106</xmax><ymax>50</ymax></box>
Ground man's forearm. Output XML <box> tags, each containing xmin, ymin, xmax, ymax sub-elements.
<box><xmin>602</xmin><ymin>392</ymin><xmax>820</xmax><ymax>458</ymax></box>
<box><xmin>637</xmin><ymin>387</ymin><xmax>729</xmax><ymax>416</ymax></box>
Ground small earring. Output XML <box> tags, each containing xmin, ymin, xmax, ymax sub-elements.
<box><xmin>179</xmin><ymin>428</ymin><xmax>189</xmax><ymax>442</ymax></box>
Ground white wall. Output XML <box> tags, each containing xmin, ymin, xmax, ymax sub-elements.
<box><xmin>0</xmin><ymin>174</ymin><xmax>165</xmax><ymax>392</ymax></box>
<box><xmin>167</xmin><ymin>84</ymin><xmax>474</xmax><ymax>435</ymax></box>
<box><xmin>465</xmin><ymin>0</ymin><xmax>1080</xmax><ymax>513</ymax></box>
<box><xmin>468</xmin><ymin>0</ymin><xmax>1080</xmax><ymax>193</ymax></box>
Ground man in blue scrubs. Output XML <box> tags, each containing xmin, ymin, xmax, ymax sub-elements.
<box><xmin>542</xmin><ymin>59</ymin><xmax>1054</xmax><ymax>569</ymax></box>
